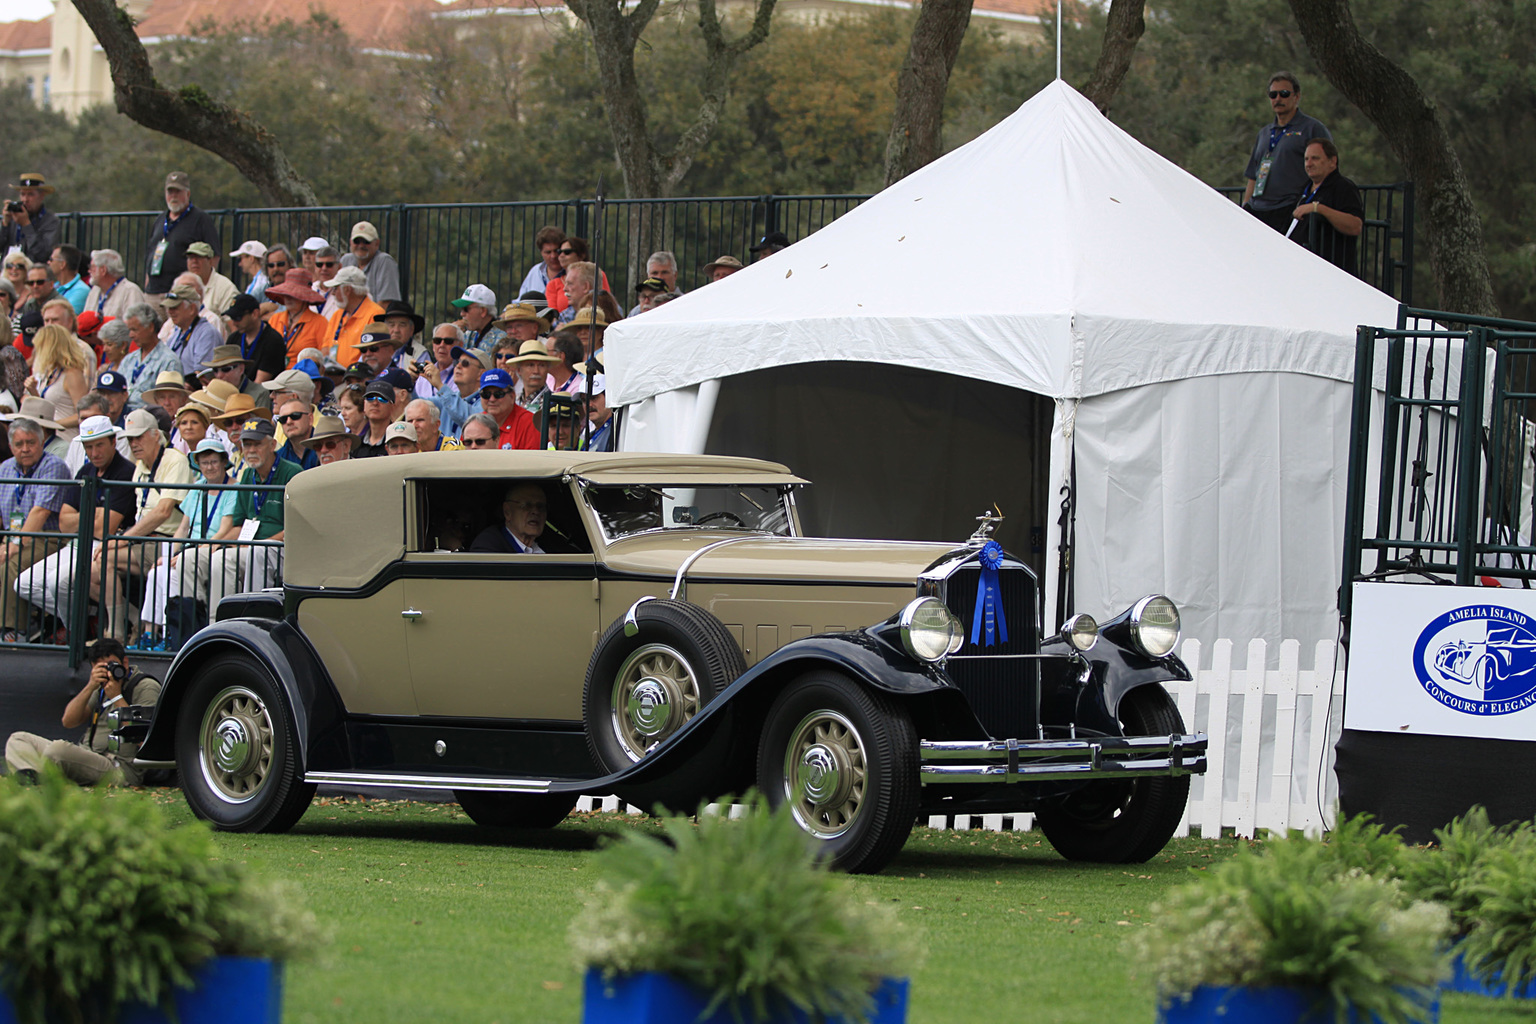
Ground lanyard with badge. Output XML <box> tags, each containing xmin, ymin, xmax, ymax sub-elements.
<box><xmin>170</xmin><ymin>324</ymin><xmax>192</xmax><ymax>353</ymax></box>
<box><xmin>1253</xmin><ymin>123</ymin><xmax>1291</xmax><ymax>198</ymax></box>
<box><xmin>10</xmin><ymin>460</ymin><xmax>38</xmax><ymax>531</ymax></box>
<box><xmin>148</xmin><ymin>209</ymin><xmax>184</xmax><ymax>276</ymax></box>
<box><xmin>95</xmin><ymin>278</ymin><xmax>119</xmax><ymax>316</ymax></box>
<box><xmin>282</xmin><ymin>314</ymin><xmax>304</xmax><ymax>347</ymax></box>
<box><xmin>201</xmin><ymin>485</ymin><xmax>224</xmax><ymax>539</ymax></box>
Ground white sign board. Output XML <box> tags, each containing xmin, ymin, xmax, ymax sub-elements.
<box><xmin>1348</xmin><ymin>582</ymin><xmax>1536</xmax><ymax>741</ymax></box>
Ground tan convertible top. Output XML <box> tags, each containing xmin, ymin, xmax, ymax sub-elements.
<box><xmin>282</xmin><ymin>451</ymin><xmax>808</xmax><ymax>589</ymax></box>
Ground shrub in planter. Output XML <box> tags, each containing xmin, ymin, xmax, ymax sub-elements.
<box><xmin>1133</xmin><ymin>819</ymin><xmax>1448</xmax><ymax>1024</ymax></box>
<box><xmin>571</xmin><ymin>791</ymin><xmax>918</xmax><ymax>1024</ymax></box>
<box><xmin>0</xmin><ymin>770</ymin><xmax>322</xmax><ymax>1024</ymax></box>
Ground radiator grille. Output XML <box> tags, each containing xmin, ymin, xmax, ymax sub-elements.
<box><xmin>941</xmin><ymin>563</ymin><xmax>1039</xmax><ymax>740</ymax></box>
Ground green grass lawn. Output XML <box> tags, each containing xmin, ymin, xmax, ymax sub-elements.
<box><xmin>146</xmin><ymin>793</ymin><xmax>1534</xmax><ymax>1024</ymax></box>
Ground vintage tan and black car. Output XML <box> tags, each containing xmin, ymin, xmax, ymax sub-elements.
<box><xmin>135</xmin><ymin>451</ymin><xmax>1208</xmax><ymax>872</ymax></box>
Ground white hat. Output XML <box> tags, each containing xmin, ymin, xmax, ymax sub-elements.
<box><xmin>229</xmin><ymin>240</ymin><xmax>267</xmax><ymax>260</ymax></box>
<box><xmin>323</xmin><ymin>266</ymin><xmax>369</xmax><ymax>292</ymax></box>
<box><xmin>77</xmin><ymin>415</ymin><xmax>119</xmax><ymax>443</ymax></box>
<box><xmin>451</xmin><ymin>284</ymin><xmax>496</xmax><ymax>310</ymax></box>
<box><xmin>299</xmin><ymin>236</ymin><xmax>330</xmax><ymax>252</ymax></box>
<box><xmin>589</xmin><ymin>372</ymin><xmax>606</xmax><ymax>397</ymax></box>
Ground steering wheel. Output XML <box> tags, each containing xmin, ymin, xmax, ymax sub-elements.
<box><xmin>695</xmin><ymin>511</ymin><xmax>746</xmax><ymax>528</ymax></box>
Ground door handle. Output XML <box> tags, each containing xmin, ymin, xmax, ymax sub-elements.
<box><xmin>401</xmin><ymin>608</ymin><xmax>423</xmax><ymax>620</ymax></box>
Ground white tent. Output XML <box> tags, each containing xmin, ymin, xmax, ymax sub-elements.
<box><xmin>604</xmin><ymin>80</ymin><xmax>1400</xmax><ymax>650</ymax></box>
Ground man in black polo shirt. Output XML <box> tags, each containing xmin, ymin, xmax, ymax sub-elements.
<box><xmin>222</xmin><ymin>293</ymin><xmax>288</xmax><ymax>383</ymax></box>
<box><xmin>14</xmin><ymin>416</ymin><xmax>137</xmax><ymax>635</ymax></box>
<box><xmin>1290</xmin><ymin>138</ymin><xmax>1365</xmax><ymax>276</ymax></box>
<box><xmin>143</xmin><ymin>172</ymin><xmax>220</xmax><ymax>300</ymax></box>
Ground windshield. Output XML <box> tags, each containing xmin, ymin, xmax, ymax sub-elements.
<box><xmin>585</xmin><ymin>484</ymin><xmax>798</xmax><ymax>541</ymax></box>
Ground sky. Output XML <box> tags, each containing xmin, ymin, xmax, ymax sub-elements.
<box><xmin>2</xmin><ymin>0</ymin><xmax>55</xmax><ymax>22</ymax></box>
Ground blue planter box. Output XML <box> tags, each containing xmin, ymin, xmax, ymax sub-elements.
<box><xmin>582</xmin><ymin>969</ymin><xmax>908</xmax><ymax>1024</ymax></box>
<box><xmin>0</xmin><ymin>956</ymin><xmax>282</xmax><ymax>1024</ymax></box>
<box><xmin>1446</xmin><ymin>951</ymin><xmax>1536</xmax><ymax>999</ymax></box>
<box><xmin>1158</xmin><ymin>985</ymin><xmax>1438</xmax><ymax>1024</ymax></box>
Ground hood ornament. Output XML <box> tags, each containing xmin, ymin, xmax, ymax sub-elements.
<box><xmin>967</xmin><ymin>505</ymin><xmax>1004</xmax><ymax>547</ymax></box>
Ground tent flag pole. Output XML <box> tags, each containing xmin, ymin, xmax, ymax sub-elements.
<box><xmin>585</xmin><ymin>174</ymin><xmax>604</xmax><ymax>450</ymax></box>
<box><xmin>1055</xmin><ymin>0</ymin><xmax>1062</xmax><ymax>80</ymax></box>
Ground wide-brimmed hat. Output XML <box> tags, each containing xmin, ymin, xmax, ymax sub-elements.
<box><xmin>355</xmin><ymin>322</ymin><xmax>395</xmax><ymax>350</ymax></box>
<box><xmin>301</xmin><ymin>415</ymin><xmax>362</xmax><ymax>454</ymax></box>
<box><xmin>493</xmin><ymin>301</ymin><xmax>547</xmax><ymax>328</ymax></box>
<box><xmin>174</xmin><ymin>403</ymin><xmax>212</xmax><ymax>427</ymax></box>
<box><xmin>507</xmin><ymin>339</ymin><xmax>559</xmax><ymax>365</ymax></box>
<box><xmin>567</xmin><ymin>307</ymin><xmax>609</xmax><ymax>330</ymax></box>
<box><xmin>265</xmin><ymin>269</ymin><xmax>323</xmax><ymax>305</ymax></box>
<box><xmin>143</xmin><ymin>370</ymin><xmax>191</xmax><ymax>401</ymax></box>
<box><xmin>380</xmin><ymin>300</ymin><xmax>424</xmax><ymax>336</ymax></box>
<box><xmin>203</xmin><ymin>345</ymin><xmax>253</xmax><ymax>372</ymax></box>
<box><xmin>703</xmin><ymin>254</ymin><xmax>744</xmax><ymax>274</ymax></box>
<box><xmin>210</xmin><ymin>393</ymin><xmax>271</xmax><ymax>425</ymax></box>
<box><xmin>9</xmin><ymin>173</ymin><xmax>54</xmax><ymax>196</ymax></box>
<box><xmin>0</xmin><ymin>396</ymin><xmax>65</xmax><ymax>431</ymax></box>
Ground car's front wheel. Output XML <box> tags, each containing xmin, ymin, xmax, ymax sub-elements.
<box><xmin>1035</xmin><ymin>683</ymin><xmax>1190</xmax><ymax>863</ymax></box>
<box><xmin>453</xmin><ymin>790</ymin><xmax>577</xmax><ymax>829</ymax></box>
<box><xmin>175</xmin><ymin>653</ymin><xmax>314</xmax><ymax>832</ymax></box>
<box><xmin>756</xmin><ymin>670</ymin><xmax>918</xmax><ymax>874</ymax></box>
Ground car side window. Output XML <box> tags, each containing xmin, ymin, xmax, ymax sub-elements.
<box><xmin>412</xmin><ymin>479</ymin><xmax>592</xmax><ymax>555</ymax></box>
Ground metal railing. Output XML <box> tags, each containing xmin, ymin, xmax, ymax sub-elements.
<box><xmin>1214</xmin><ymin>182</ymin><xmax>1413</xmax><ymax>302</ymax></box>
<box><xmin>1340</xmin><ymin>306</ymin><xmax>1536</xmax><ymax>621</ymax></box>
<box><xmin>0</xmin><ymin>476</ymin><xmax>285</xmax><ymax>667</ymax></box>
<box><xmin>57</xmin><ymin>185</ymin><xmax>1410</xmax><ymax>325</ymax></box>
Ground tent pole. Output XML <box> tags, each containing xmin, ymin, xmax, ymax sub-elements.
<box><xmin>1055</xmin><ymin>0</ymin><xmax>1062</xmax><ymax>80</ymax></box>
<box><xmin>585</xmin><ymin>175</ymin><xmax>604</xmax><ymax>450</ymax></box>
<box><xmin>1055</xmin><ymin>446</ymin><xmax>1075</xmax><ymax>621</ymax></box>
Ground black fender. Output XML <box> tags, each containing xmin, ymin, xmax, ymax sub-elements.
<box><xmin>1043</xmin><ymin>643</ymin><xmax>1190</xmax><ymax>737</ymax></box>
<box><xmin>137</xmin><ymin>617</ymin><xmax>344</xmax><ymax>768</ymax></box>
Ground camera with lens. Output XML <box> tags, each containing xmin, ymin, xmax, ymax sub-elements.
<box><xmin>4</xmin><ymin>200</ymin><xmax>22</xmax><ymax>214</ymax></box>
<box><xmin>106</xmin><ymin>662</ymin><xmax>128</xmax><ymax>682</ymax></box>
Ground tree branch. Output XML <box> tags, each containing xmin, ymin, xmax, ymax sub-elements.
<box><xmin>70</xmin><ymin>0</ymin><xmax>320</xmax><ymax>207</ymax></box>
<box><xmin>624</xmin><ymin>0</ymin><xmax>663</xmax><ymax>48</ymax></box>
<box><xmin>1079</xmin><ymin>0</ymin><xmax>1144</xmax><ymax>114</ymax></box>
<box><xmin>665</xmin><ymin>0</ymin><xmax>777</xmax><ymax>192</ymax></box>
<box><xmin>1287</xmin><ymin>0</ymin><xmax>1496</xmax><ymax>316</ymax></box>
<box><xmin>882</xmin><ymin>0</ymin><xmax>973</xmax><ymax>186</ymax></box>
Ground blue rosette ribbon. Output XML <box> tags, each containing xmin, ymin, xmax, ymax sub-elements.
<box><xmin>970</xmin><ymin>540</ymin><xmax>1010</xmax><ymax>647</ymax></box>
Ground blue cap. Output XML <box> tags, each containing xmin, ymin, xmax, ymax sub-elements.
<box><xmin>293</xmin><ymin>358</ymin><xmax>324</xmax><ymax>380</ymax></box>
<box><xmin>478</xmin><ymin>368</ymin><xmax>514</xmax><ymax>394</ymax></box>
<box><xmin>377</xmin><ymin>366</ymin><xmax>413</xmax><ymax>392</ymax></box>
<box><xmin>95</xmin><ymin>370</ymin><xmax>127</xmax><ymax>393</ymax></box>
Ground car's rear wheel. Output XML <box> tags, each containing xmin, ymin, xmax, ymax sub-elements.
<box><xmin>584</xmin><ymin>599</ymin><xmax>745</xmax><ymax>774</ymax></box>
<box><xmin>176</xmin><ymin>653</ymin><xmax>314</xmax><ymax>833</ymax></box>
<box><xmin>756</xmin><ymin>670</ymin><xmax>918</xmax><ymax>874</ymax></box>
<box><xmin>453</xmin><ymin>790</ymin><xmax>577</xmax><ymax>829</ymax></box>
<box><xmin>1035</xmin><ymin>683</ymin><xmax>1190</xmax><ymax>863</ymax></box>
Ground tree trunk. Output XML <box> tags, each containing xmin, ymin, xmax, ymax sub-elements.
<box><xmin>567</xmin><ymin>0</ymin><xmax>776</xmax><ymax>209</ymax></box>
<box><xmin>883</xmin><ymin>0</ymin><xmax>973</xmax><ymax>187</ymax></box>
<box><xmin>70</xmin><ymin>0</ymin><xmax>320</xmax><ymax>207</ymax></box>
<box><xmin>1287</xmin><ymin>0</ymin><xmax>1497</xmax><ymax>317</ymax></box>
<box><xmin>1079</xmin><ymin>0</ymin><xmax>1145</xmax><ymax>114</ymax></box>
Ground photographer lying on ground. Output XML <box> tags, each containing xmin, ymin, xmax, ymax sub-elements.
<box><xmin>3</xmin><ymin>638</ymin><xmax>162</xmax><ymax>785</ymax></box>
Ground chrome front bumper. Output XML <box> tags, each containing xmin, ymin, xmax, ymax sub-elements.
<box><xmin>919</xmin><ymin>733</ymin><xmax>1208</xmax><ymax>784</ymax></box>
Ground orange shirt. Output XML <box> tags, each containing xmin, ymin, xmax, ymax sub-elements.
<box><xmin>270</xmin><ymin>308</ymin><xmax>330</xmax><ymax>367</ymax></box>
<box><xmin>328</xmin><ymin>297</ymin><xmax>385</xmax><ymax>369</ymax></box>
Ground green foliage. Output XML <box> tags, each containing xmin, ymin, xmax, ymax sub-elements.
<box><xmin>570</xmin><ymin>791</ymin><xmax>917</xmax><ymax>1023</ymax></box>
<box><xmin>1133</xmin><ymin>816</ymin><xmax>1448</xmax><ymax>1024</ymax></box>
<box><xmin>0</xmin><ymin>769</ymin><xmax>322</xmax><ymax>1024</ymax></box>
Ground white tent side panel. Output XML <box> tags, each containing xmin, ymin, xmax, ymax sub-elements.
<box><xmin>1072</xmin><ymin>372</ymin><xmax>1354</xmax><ymax>650</ymax></box>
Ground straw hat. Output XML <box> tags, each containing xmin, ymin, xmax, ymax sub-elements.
<box><xmin>301</xmin><ymin>415</ymin><xmax>362</xmax><ymax>453</ymax></box>
<box><xmin>493</xmin><ymin>302</ymin><xmax>548</xmax><ymax>329</ymax></box>
<box><xmin>507</xmin><ymin>339</ymin><xmax>559</xmax><ymax>365</ymax></box>
<box><xmin>9</xmin><ymin>173</ymin><xmax>54</xmax><ymax>196</ymax></box>
<box><xmin>567</xmin><ymin>307</ymin><xmax>608</xmax><ymax>330</ymax></box>
<box><xmin>210</xmin><ymin>393</ymin><xmax>272</xmax><ymax>425</ymax></box>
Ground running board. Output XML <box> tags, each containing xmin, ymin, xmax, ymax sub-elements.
<box><xmin>304</xmin><ymin>770</ymin><xmax>556</xmax><ymax>793</ymax></box>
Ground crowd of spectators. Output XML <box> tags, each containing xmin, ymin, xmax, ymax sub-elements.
<box><xmin>0</xmin><ymin>168</ymin><xmax>784</xmax><ymax>651</ymax></box>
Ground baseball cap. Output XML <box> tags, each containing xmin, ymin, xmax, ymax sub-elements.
<box><xmin>230</xmin><ymin>240</ymin><xmax>267</xmax><ymax>260</ymax></box>
<box><xmin>75</xmin><ymin>310</ymin><xmax>105</xmax><ymax>337</ymax></box>
<box><xmin>350</xmin><ymin>221</ymin><xmax>380</xmax><ymax>243</ymax></box>
<box><xmin>192</xmin><ymin>438</ymin><xmax>229</xmax><ymax>460</ymax></box>
<box><xmin>384</xmin><ymin>421</ymin><xmax>418</xmax><ymax>444</ymax></box>
<box><xmin>185</xmin><ymin>242</ymin><xmax>216</xmax><ymax>259</ymax></box>
<box><xmin>451</xmin><ymin>284</ymin><xmax>496</xmax><ymax>309</ymax></box>
<box><xmin>122</xmin><ymin>408</ymin><xmax>161</xmax><ymax>438</ymax></box>
<box><xmin>164</xmin><ymin>171</ymin><xmax>190</xmax><ymax>191</ymax></box>
<box><xmin>362</xmin><ymin>379</ymin><xmax>395</xmax><ymax>402</ymax></box>
<box><xmin>224</xmin><ymin>293</ymin><xmax>262</xmax><ymax>319</ymax></box>
<box><xmin>159</xmin><ymin>282</ymin><xmax>201</xmax><ymax>308</ymax></box>
<box><xmin>750</xmin><ymin>231</ymin><xmax>790</xmax><ymax>252</ymax></box>
<box><xmin>299</xmin><ymin>236</ymin><xmax>330</xmax><ymax>253</ymax></box>
<box><xmin>635</xmin><ymin>277</ymin><xmax>667</xmax><ymax>294</ymax></box>
<box><xmin>377</xmin><ymin>367</ymin><xmax>413</xmax><ymax>392</ymax></box>
<box><xmin>95</xmin><ymin>370</ymin><xmax>127</xmax><ymax>393</ymax></box>
<box><xmin>261</xmin><ymin>368</ymin><xmax>317</xmax><ymax>396</ymax></box>
<box><xmin>323</xmin><ymin>266</ymin><xmax>368</xmax><ymax>292</ymax></box>
<box><xmin>478</xmin><ymin>368</ymin><xmax>514</xmax><ymax>394</ymax></box>
<box><xmin>238</xmin><ymin>417</ymin><xmax>277</xmax><ymax>442</ymax></box>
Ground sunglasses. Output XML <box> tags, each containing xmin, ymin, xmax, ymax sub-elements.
<box><xmin>496</xmin><ymin>353</ymin><xmax>518</xmax><ymax>361</ymax></box>
<box><xmin>315</xmin><ymin>260</ymin><xmax>338</xmax><ymax>269</ymax></box>
<box><xmin>352</xmin><ymin>237</ymin><xmax>371</xmax><ymax>245</ymax></box>
<box><xmin>481</xmin><ymin>387</ymin><xmax>511</xmax><ymax>399</ymax></box>
<box><xmin>316</xmin><ymin>437</ymin><xmax>349</xmax><ymax>450</ymax></box>
<box><xmin>456</xmin><ymin>359</ymin><xmax>479</xmax><ymax>370</ymax></box>
<box><xmin>213</xmin><ymin>364</ymin><xmax>243</xmax><ymax>373</ymax></box>
<box><xmin>1268</xmin><ymin>89</ymin><xmax>1293</xmax><ymax>99</ymax></box>
<box><xmin>356</xmin><ymin>345</ymin><xmax>382</xmax><ymax>353</ymax></box>
<box><xmin>27</xmin><ymin>280</ymin><xmax>48</xmax><ymax>286</ymax></box>
<box><xmin>433</xmin><ymin>336</ymin><xmax>458</xmax><ymax>345</ymax></box>
<box><xmin>277</xmin><ymin>411</ymin><xmax>308</xmax><ymax>424</ymax></box>
<box><xmin>266</xmin><ymin>261</ymin><xmax>288</xmax><ymax>269</ymax></box>
<box><xmin>558</xmin><ymin>248</ymin><xmax>577</xmax><ymax>255</ymax></box>
<box><xmin>461</xmin><ymin>436</ymin><xmax>494</xmax><ymax>447</ymax></box>
<box><xmin>363</xmin><ymin>394</ymin><xmax>392</xmax><ymax>403</ymax></box>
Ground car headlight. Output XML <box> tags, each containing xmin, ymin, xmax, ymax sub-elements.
<box><xmin>899</xmin><ymin>597</ymin><xmax>964</xmax><ymax>662</ymax></box>
<box><xmin>1129</xmin><ymin>595</ymin><xmax>1180</xmax><ymax>658</ymax></box>
<box><xmin>1060</xmin><ymin>613</ymin><xmax>1098</xmax><ymax>652</ymax></box>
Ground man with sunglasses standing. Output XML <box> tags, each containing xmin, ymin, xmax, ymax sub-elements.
<box><xmin>1242</xmin><ymin>72</ymin><xmax>1330</xmax><ymax>234</ymax></box>
<box><xmin>339</xmin><ymin>221</ymin><xmax>401</xmax><ymax>304</ymax></box>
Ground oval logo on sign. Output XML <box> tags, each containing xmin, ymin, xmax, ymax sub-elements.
<box><xmin>1413</xmin><ymin>605</ymin><xmax>1536</xmax><ymax>716</ymax></box>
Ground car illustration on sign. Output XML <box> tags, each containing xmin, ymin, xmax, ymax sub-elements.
<box><xmin>133</xmin><ymin>452</ymin><xmax>1209</xmax><ymax>872</ymax></box>
<box><xmin>1415</xmin><ymin>605</ymin><xmax>1536</xmax><ymax>716</ymax></box>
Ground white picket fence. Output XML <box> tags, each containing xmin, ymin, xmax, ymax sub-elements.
<box><xmin>575</xmin><ymin>637</ymin><xmax>1348</xmax><ymax>840</ymax></box>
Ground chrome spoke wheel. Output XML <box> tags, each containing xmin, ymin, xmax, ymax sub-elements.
<box><xmin>198</xmin><ymin>685</ymin><xmax>274</xmax><ymax>804</ymax></box>
<box><xmin>610</xmin><ymin>643</ymin><xmax>701</xmax><ymax>762</ymax></box>
<box><xmin>782</xmin><ymin>709</ymin><xmax>866</xmax><ymax>839</ymax></box>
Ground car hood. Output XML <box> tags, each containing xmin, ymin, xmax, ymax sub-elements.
<box><xmin>599</xmin><ymin>533</ymin><xmax>961</xmax><ymax>586</ymax></box>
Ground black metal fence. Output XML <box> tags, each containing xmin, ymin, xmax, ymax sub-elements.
<box><xmin>0</xmin><ymin>477</ymin><xmax>284</xmax><ymax>668</ymax></box>
<box><xmin>1341</xmin><ymin>306</ymin><xmax>1536</xmax><ymax>620</ymax></box>
<box><xmin>55</xmin><ymin>186</ymin><xmax>1412</xmax><ymax>326</ymax></box>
